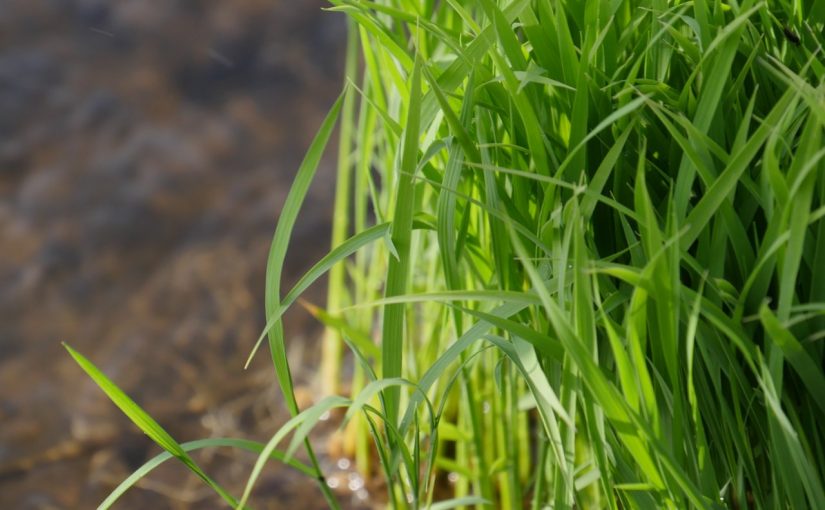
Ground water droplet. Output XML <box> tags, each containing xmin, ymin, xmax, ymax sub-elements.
<box><xmin>347</xmin><ymin>473</ymin><xmax>364</xmax><ymax>491</ymax></box>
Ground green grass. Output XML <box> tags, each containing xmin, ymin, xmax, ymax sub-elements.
<box><xmin>67</xmin><ymin>1</ymin><xmax>825</xmax><ymax>508</ymax></box>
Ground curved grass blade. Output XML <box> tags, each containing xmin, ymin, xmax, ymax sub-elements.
<box><xmin>99</xmin><ymin>438</ymin><xmax>314</xmax><ymax>510</ymax></box>
<box><xmin>237</xmin><ymin>395</ymin><xmax>351</xmax><ymax>509</ymax></box>
<box><xmin>246</xmin><ymin>222</ymin><xmax>390</xmax><ymax>368</ymax></box>
<box><xmin>259</xmin><ymin>88</ymin><xmax>346</xmax><ymax>510</ymax></box>
<box><xmin>63</xmin><ymin>344</ymin><xmax>242</xmax><ymax>509</ymax></box>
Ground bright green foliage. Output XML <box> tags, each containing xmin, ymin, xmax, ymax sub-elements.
<box><xmin>312</xmin><ymin>0</ymin><xmax>825</xmax><ymax>508</ymax></box>
<box><xmin>67</xmin><ymin>0</ymin><xmax>825</xmax><ymax>509</ymax></box>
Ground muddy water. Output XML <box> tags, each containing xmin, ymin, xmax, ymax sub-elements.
<box><xmin>0</xmin><ymin>1</ymin><xmax>369</xmax><ymax>508</ymax></box>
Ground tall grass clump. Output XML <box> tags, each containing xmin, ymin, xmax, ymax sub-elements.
<box><xmin>66</xmin><ymin>1</ymin><xmax>824</xmax><ymax>509</ymax></box>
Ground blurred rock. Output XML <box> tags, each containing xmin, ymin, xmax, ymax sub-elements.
<box><xmin>0</xmin><ymin>0</ymin><xmax>349</xmax><ymax>508</ymax></box>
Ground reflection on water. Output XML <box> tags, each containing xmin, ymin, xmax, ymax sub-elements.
<box><xmin>0</xmin><ymin>0</ymin><xmax>365</xmax><ymax>507</ymax></box>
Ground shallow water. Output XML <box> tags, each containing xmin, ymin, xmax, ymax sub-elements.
<box><xmin>0</xmin><ymin>1</ymin><xmax>369</xmax><ymax>507</ymax></box>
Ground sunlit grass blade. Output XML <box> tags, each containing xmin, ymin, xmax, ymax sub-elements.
<box><xmin>70</xmin><ymin>2</ymin><xmax>825</xmax><ymax>508</ymax></box>
<box><xmin>99</xmin><ymin>438</ymin><xmax>315</xmax><ymax>510</ymax></box>
<box><xmin>237</xmin><ymin>395</ymin><xmax>351</xmax><ymax>509</ymax></box>
<box><xmin>63</xmin><ymin>344</ymin><xmax>242</xmax><ymax>508</ymax></box>
<box><xmin>259</xmin><ymin>88</ymin><xmax>346</xmax><ymax>509</ymax></box>
<box><xmin>247</xmin><ymin>222</ymin><xmax>392</xmax><ymax>367</ymax></box>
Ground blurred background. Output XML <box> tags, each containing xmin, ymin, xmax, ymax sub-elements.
<box><xmin>0</xmin><ymin>1</ymin><xmax>358</xmax><ymax>507</ymax></box>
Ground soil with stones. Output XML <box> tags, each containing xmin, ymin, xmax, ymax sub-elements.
<box><xmin>0</xmin><ymin>1</ymin><xmax>371</xmax><ymax>508</ymax></box>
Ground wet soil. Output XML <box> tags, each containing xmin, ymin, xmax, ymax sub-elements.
<box><xmin>0</xmin><ymin>1</ymin><xmax>369</xmax><ymax>508</ymax></box>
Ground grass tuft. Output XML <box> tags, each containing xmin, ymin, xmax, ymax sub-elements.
<box><xmin>67</xmin><ymin>1</ymin><xmax>825</xmax><ymax>508</ymax></box>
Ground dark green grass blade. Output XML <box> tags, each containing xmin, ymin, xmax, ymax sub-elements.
<box><xmin>381</xmin><ymin>58</ymin><xmax>421</xmax><ymax>426</ymax></box>
<box><xmin>760</xmin><ymin>304</ymin><xmax>825</xmax><ymax>416</ymax></box>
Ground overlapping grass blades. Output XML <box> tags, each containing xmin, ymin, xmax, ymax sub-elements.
<box><xmin>312</xmin><ymin>0</ymin><xmax>825</xmax><ymax>508</ymax></box>
<box><xmin>67</xmin><ymin>0</ymin><xmax>824</xmax><ymax>508</ymax></box>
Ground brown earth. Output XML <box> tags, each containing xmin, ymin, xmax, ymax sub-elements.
<box><xmin>0</xmin><ymin>1</ymin><xmax>370</xmax><ymax>508</ymax></box>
